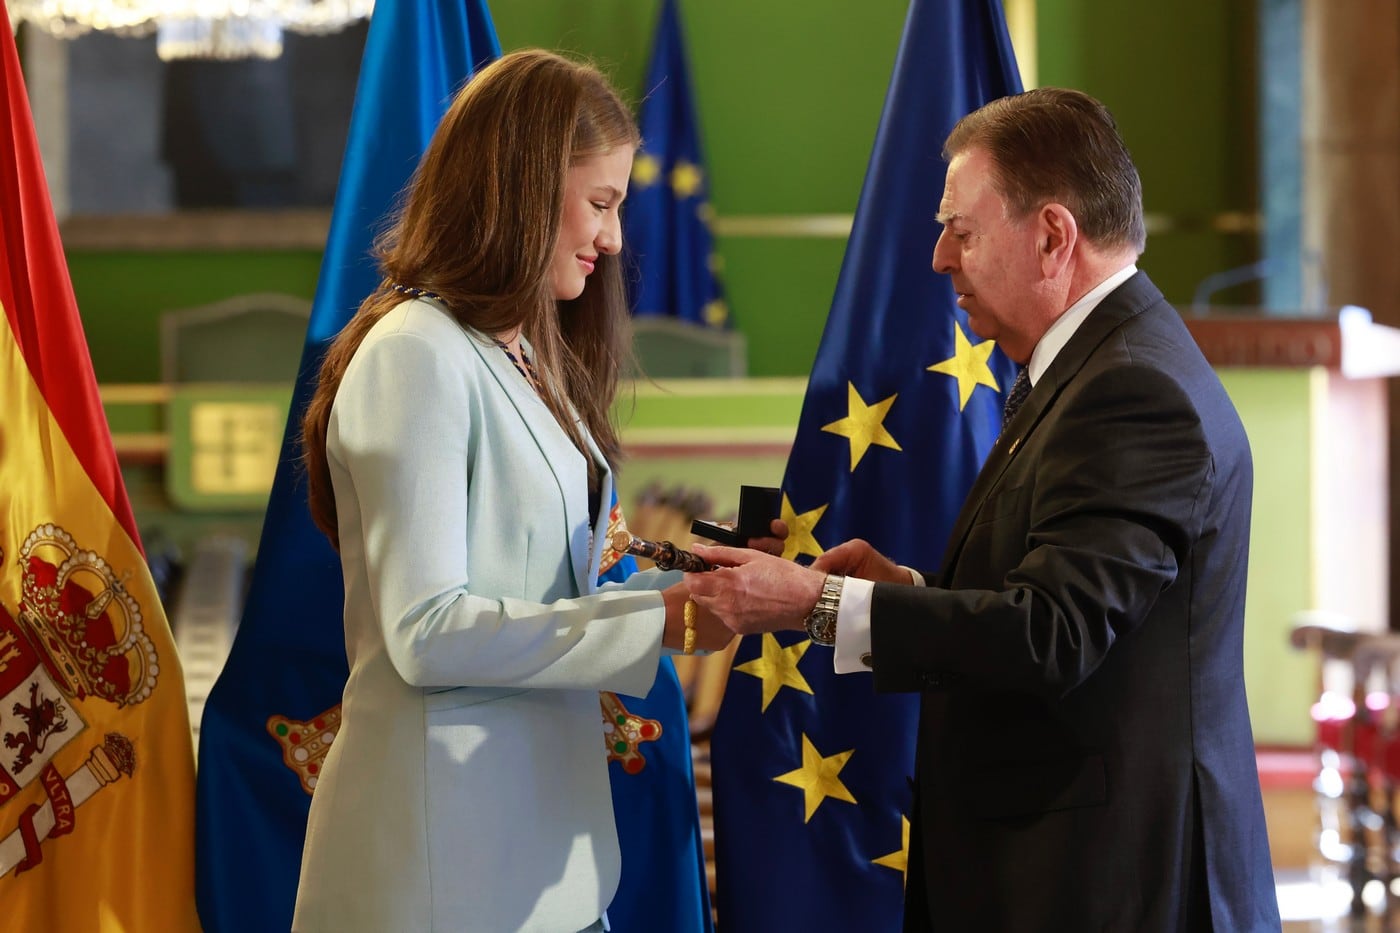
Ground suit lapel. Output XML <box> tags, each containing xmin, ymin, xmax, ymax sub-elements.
<box><xmin>465</xmin><ymin>327</ymin><xmax>596</xmax><ymax>596</ymax></box>
<box><xmin>936</xmin><ymin>272</ymin><xmax>1164</xmax><ymax>584</ymax></box>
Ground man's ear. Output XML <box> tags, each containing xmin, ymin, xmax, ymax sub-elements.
<box><xmin>1037</xmin><ymin>203</ymin><xmax>1077</xmax><ymax>277</ymax></box>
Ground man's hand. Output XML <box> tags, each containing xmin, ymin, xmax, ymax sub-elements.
<box><xmin>684</xmin><ymin>544</ymin><xmax>824</xmax><ymax>636</ymax></box>
<box><xmin>741</xmin><ymin>518</ymin><xmax>789</xmax><ymax>557</ymax></box>
<box><xmin>813</xmin><ymin>538</ymin><xmax>908</xmax><ymax>584</ymax></box>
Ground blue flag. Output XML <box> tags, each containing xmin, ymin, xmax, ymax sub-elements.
<box><xmin>709</xmin><ymin>1</ymin><xmax>1022</xmax><ymax>930</ymax></box>
<box><xmin>624</xmin><ymin>0</ymin><xmax>728</xmax><ymax>327</ymax></box>
<box><xmin>597</xmin><ymin>497</ymin><xmax>714</xmax><ymax>933</ymax></box>
<box><xmin>193</xmin><ymin>4</ymin><xmax>500</xmax><ymax>931</ymax></box>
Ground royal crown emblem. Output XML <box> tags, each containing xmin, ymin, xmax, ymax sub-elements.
<box><xmin>13</xmin><ymin>525</ymin><xmax>158</xmax><ymax>709</ymax></box>
<box><xmin>0</xmin><ymin>523</ymin><xmax>157</xmax><ymax>880</ymax></box>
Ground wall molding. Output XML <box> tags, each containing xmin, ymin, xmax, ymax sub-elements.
<box><xmin>59</xmin><ymin>209</ymin><xmax>1263</xmax><ymax>251</ymax></box>
<box><xmin>60</xmin><ymin>210</ymin><xmax>332</xmax><ymax>251</ymax></box>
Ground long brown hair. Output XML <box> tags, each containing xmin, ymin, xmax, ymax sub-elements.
<box><xmin>302</xmin><ymin>49</ymin><xmax>640</xmax><ymax>548</ymax></box>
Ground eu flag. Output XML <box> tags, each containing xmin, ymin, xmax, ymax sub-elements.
<box><xmin>624</xmin><ymin>0</ymin><xmax>728</xmax><ymax>327</ymax></box>
<box><xmin>193</xmin><ymin>4</ymin><xmax>500</xmax><ymax>930</ymax></box>
<box><xmin>708</xmin><ymin>1</ymin><xmax>1022</xmax><ymax>929</ymax></box>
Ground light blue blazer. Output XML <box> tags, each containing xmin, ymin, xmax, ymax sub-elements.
<box><xmin>293</xmin><ymin>298</ymin><xmax>674</xmax><ymax>933</ymax></box>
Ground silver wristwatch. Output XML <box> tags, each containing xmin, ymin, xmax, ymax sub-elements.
<box><xmin>804</xmin><ymin>573</ymin><xmax>845</xmax><ymax>646</ymax></box>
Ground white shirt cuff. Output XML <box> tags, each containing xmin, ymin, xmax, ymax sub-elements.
<box><xmin>833</xmin><ymin>577</ymin><xmax>874</xmax><ymax>673</ymax></box>
<box><xmin>832</xmin><ymin>567</ymin><xmax>922</xmax><ymax>674</ymax></box>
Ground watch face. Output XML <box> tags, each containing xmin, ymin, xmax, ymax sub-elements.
<box><xmin>806</xmin><ymin>609</ymin><xmax>837</xmax><ymax>646</ymax></box>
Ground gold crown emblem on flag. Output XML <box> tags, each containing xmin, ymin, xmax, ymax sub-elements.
<box><xmin>14</xmin><ymin>525</ymin><xmax>158</xmax><ymax>708</ymax></box>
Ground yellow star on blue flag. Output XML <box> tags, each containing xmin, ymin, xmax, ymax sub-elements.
<box><xmin>773</xmin><ymin>734</ymin><xmax>858</xmax><ymax>822</ymax></box>
<box><xmin>822</xmin><ymin>382</ymin><xmax>904</xmax><ymax>470</ymax></box>
<box><xmin>734</xmin><ymin>633</ymin><xmax>814</xmax><ymax>711</ymax></box>
<box><xmin>710</xmin><ymin>1</ymin><xmax>1024</xmax><ymax>930</ymax></box>
<box><xmin>780</xmin><ymin>493</ymin><xmax>826</xmax><ymax>562</ymax></box>
<box><xmin>872</xmin><ymin>815</ymin><xmax>911</xmax><ymax>883</ymax></box>
<box><xmin>927</xmin><ymin>321</ymin><xmax>1001</xmax><ymax>410</ymax></box>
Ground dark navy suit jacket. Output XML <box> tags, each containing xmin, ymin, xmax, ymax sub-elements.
<box><xmin>871</xmin><ymin>272</ymin><xmax>1281</xmax><ymax>932</ymax></box>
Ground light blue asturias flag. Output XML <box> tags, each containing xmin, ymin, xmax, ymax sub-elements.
<box><xmin>596</xmin><ymin>492</ymin><xmax>714</xmax><ymax>933</ymax></box>
<box><xmin>193</xmin><ymin>3</ymin><xmax>500</xmax><ymax>930</ymax></box>
<box><xmin>623</xmin><ymin>0</ymin><xmax>729</xmax><ymax>327</ymax></box>
<box><xmin>708</xmin><ymin>1</ymin><xmax>1023</xmax><ymax>930</ymax></box>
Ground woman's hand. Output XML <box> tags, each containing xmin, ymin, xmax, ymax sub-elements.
<box><xmin>661</xmin><ymin>583</ymin><xmax>735</xmax><ymax>654</ymax></box>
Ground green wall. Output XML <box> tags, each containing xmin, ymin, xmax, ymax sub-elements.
<box><xmin>65</xmin><ymin>1</ymin><xmax>909</xmax><ymax>383</ymax></box>
<box><xmin>63</xmin><ymin>0</ymin><xmax>1260</xmax><ymax>380</ymax></box>
<box><xmin>493</xmin><ymin>0</ymin><xmax>908</xmax><ymax>376</ymax></box>
<box><xmin>1219</xmin><ymin>369</ymin><xmax>1316</xmax><ymax>745</ymax></box>
<box><xmin>70</xmin><ymin>252</ymin><xmax>321</xmax><ymax>383</ymax></box>
<box><xmin>1036</xmin><ymin>0</ymin><xmax>1260</xmax><ymax>307</ymax></box>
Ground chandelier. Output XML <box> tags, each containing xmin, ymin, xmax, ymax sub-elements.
<box><xmin>9</xmin><ymin>1</ymin><xmax>375</xmax><ymax>60</ymax></box>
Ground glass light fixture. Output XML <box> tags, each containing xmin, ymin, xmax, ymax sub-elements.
<box><xmin>9</xmin><ymin>1</ymin><xmax>374</xmax><ymax>60</ymax></box>
<box><xmin>155</xmin><ymin>16</ymin><xmax>287</xmax><ymax>60</ymax></box>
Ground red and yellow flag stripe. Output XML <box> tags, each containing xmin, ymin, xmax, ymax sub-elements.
<box><xmin>0</xmin><ymin>3</ymin><xmax>199</xmax><ymax>929</ymax></box>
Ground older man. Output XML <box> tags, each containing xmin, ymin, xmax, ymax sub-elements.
<box><xmin>687</xmin><ymin>88</ymin><xmax>1280</xmax><ymax>932</ymax></box>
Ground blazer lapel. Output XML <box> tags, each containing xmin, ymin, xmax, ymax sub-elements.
<box><xmin>936</xmin><ymin>272</ymin><xmax>1164</xmax><ymax>584</ymax></box>
<box><xmin>579</xmin><ymin>425</ymin><xmax>614</xmax><ymax>590</ymax></box>
<box><xmin>465</xmin><ymin>329</ymin><xmax>595</xmax><ymax>596</ymax></box>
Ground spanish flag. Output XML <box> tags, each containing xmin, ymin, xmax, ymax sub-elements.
<box><xmin>0</xmin><ymin>8</ymin><xmax>199</xmax><ymax>930</ymax></box>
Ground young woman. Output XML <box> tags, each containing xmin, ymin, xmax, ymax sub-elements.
<box><xmin>292</xmin><ymin>49</ymin><xmax>732</xmax><ymax>933</ymax></box>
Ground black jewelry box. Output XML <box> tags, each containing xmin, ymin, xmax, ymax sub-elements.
<box><xmin>690</xmin><ymin>485</ymin><xmax>782</xmax><ymax>547</ymax></box>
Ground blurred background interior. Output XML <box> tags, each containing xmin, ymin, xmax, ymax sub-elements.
<box><xmin>16</xmin><ymin>1</ymin><xmax>1400</xmax><ymax>928</ymax></box>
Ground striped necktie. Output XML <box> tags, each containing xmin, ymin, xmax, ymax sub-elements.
<box><xmin>1002</xmin><ymin>367</ymin><xmax>1031</xmax><ymax>430</ymax></box>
